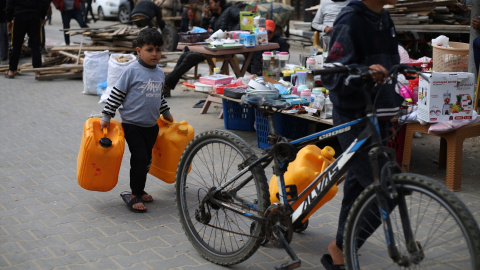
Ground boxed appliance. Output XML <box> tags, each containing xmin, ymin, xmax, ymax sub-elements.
<box><xmin>199</xmin><ymin>74</ymin><xmax>234</xmax><ymax>85</ymax></box>
<box><xmin>417</xmin><ymin>72</ymin><xmax>475</xmax><ymax>123</ymax></box>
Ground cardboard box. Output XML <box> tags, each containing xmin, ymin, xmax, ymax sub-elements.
<box><xmin>417</xmin><ymin>72</ymin><xmax>475</xmax><ymax>123</ymax></box>
<box><xmin>198</xmin><ymin>74</ymin><xmax>234</xmax><ymax>85</ymax></box>
<box><xmin>255</xmin><ymin>32</ymin><xmax>268</xmax><ymax>45</ymax></box>
<box><xmin>240</xmin><ymin>12</ymin><xmax>259</xmax><ymax>31</ymax></box>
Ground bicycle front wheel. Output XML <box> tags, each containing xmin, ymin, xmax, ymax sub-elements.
<box><xmin>175</xmin><ymin>129</ymin><xmax>270</xmax><ymax>266</ymax></box>
<box><xmin>344</xmin><ymin>173</ymin><xmax>480</xmax><ymax>269</ymax></box>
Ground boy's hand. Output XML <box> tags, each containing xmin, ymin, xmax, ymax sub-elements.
<box><xmin>472</xmin><ymin>17</ymin><xmax>480</xmax><ymax>31</ymax></box>
<box><xmin>100</xmin><ymin>120</ymin><xmax>110</xmax><ymax>129</ymax></box>
<box><xmin>369</xmin><ymin>64</ymin><xmax>388</xmax><ymax>85</ymax></box>
<box><xmin>163</xmin><ymin>115</ymin><xmax>174</xmax><ymax>123</ymax></box>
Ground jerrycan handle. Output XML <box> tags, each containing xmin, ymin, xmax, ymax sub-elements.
<box><xmin>99</xmin><ymin>127</ymin><xmax>113</xmax><ymax>148</ymax></box>
<box><xmin>160</xmin><ymin>115</ymin><xmax>175</xmax><ymax>126</ymax></box>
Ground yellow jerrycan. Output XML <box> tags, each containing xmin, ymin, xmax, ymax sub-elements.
<box><xmin>149</xmin><ymin>116</ymin><xmax>195</xmax><ymax>183</ymax></box>
<box><xmin>77</xmin><ymin>118</ymin><xmax>125</xmax><ymax>192</ymax></box>
<box><xmin>269</xmin><ymin>145</ymin><xmax>338</xmax><ymax>223</ymax></box>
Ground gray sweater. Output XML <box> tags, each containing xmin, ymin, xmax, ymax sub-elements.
<box><xmin>102</xmin><ymin>61</ymin><xmax>171</xmax><ymax>127</ymax></box>
<box><xmin>311</xmin><ymin>0</ymin><xmax>349</xmax><ymax>34</ymax></box>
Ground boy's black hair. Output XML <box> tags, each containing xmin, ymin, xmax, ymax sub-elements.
<box><xmin>136</xmin><ymin>28</ymin><xmax>164</xmax><ymax>48</ymax></box>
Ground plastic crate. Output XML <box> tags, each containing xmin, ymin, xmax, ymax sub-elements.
<box><xmin>386</xmin><ymin>123</ymin><xmax>406</xmax><ymax>165</ymax></box>
<box><xmin>432</xmin><ymin>42</ymin><xmax>469</xmax><ymax>72</ymax></box>
<box><xmin>255</xmin><ymin>111</ymin><xmax>310</xmax><ymax>149</ymax></box>
<box><xmin>222</xmin><ymin>99</ymin><xmax>255</xmax><ymax>131</ymax></box>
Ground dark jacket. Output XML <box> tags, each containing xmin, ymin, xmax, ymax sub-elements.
<box><xmin>6</xmin><ymin>0</ymin><xmax>50</xmax><ymax>22</ymax></box>
<box><xmin>321</xmin><ymin>0</ymin><xmax>402</xmax><ymax>113</ymax></box>
<box><xmin>131</xmin><ymin>0</ymin><xmax>165</xmax><ymax>30</ymax></box>
<box><xmin>200</xmin><ymin>2</ymin><xmax>240</xmax><ymax>32</ymax></box>
<box><xmin>0</xmin><ymin>0</ymin><xmax>6</xmax><ymax>23</ymax></box>
<box><xmin>52</xmin><ymin>0</ymin><xmax>82</xmax><ymax>12</ymax></box>
<box><xmin>251</xmin><ymin>33</ymin><xmax>290</xmax><ymax>71</ymax></box>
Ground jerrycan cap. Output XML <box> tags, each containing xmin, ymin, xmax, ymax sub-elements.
<box><xmin>100</xmin><ymin>127</ymin><xmax>113</xmax><ymax>148</ymax></box>
<box><xmin>177</xmin><ymin>125</ymin><xmax>188</xmax><ymax>135</ymax></box>
<box><xmin>321</xmin><ymin>146</ymin><xmax>335</xmax><ymax>159</ymax></box>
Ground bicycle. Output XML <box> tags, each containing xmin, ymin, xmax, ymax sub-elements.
<box><xmin>174</xmin><ymin>64</ymin><xmax>480</xmax><ymax>269</ymax></box>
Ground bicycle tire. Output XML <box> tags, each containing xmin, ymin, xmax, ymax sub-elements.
<box><xmin>344</xmin><ymin>173</ymin><xmax>480</xmax><ymax>270</ymax></box>
<box><xmin>175</xmin><ymin>129</ymin><xmax>270</xmax><ymax>266</ymax></box>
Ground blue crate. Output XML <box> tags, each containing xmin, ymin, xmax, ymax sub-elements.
<box><xmin>222</xmin><ymin>99</ymin><xmax>255</xmax><ymax>131</ymax></box>
<box><xmin>255</xmin><ymin>111</ymin><xmax>310</xmax><ymax>149</ymax></box>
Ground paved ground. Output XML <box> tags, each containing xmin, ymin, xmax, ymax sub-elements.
<box><xmin>0</xmin><ymin>8</ymin><xmax>479</xmax><ymax>270</ymax></box>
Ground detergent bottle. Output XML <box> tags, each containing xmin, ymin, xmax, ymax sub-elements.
<box><xmin>149</xmin><ymin>116</ymin><xmax>195</xmax><ymax>183</ymax></box>
<box><xmin>269</xmin><ymin>145</ymin><xmax>338</xmax><ymax>223</ymax></box>
<box><xmin>77</xmin><ymin>118</ymin><xmax>125</xmax><ymax>192</ymax></box>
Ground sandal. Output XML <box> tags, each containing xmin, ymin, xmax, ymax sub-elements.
<box><xmin>320</xmin><ymin>254</ymin><xmax>345</xmax><ymax>270</ymax></box>
<box><xmin>4</xmin><ymin>71</ymin><xmax>14</xmax><ymax>79</ymax></box>
<box><xmin>120</xmin><ymin>191</ymin><xmax>147</xmax><ymax>213</ymax></box>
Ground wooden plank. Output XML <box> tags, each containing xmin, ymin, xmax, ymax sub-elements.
<box><xmin>21</xmin><ymin>64</ymin><xmax>83</xmax><ymax>73</ymax></box>
<box><xmin>35</xmin><ymin>72</ymin><xmax>83</xmax><ymax>81</ymax></box>
<box><xmin>51</xmin><ymin>46</ymin><xmax>134</xmax><ymax>51</ymax></box>
<box><xmin>57</xmin><ymin>51</ymin><xmax>83</xmax><ymax>63</ymax></box>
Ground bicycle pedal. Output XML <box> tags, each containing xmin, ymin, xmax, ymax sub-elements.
<box><xmin>274</xmin><ymin>260</ymin><xmax>301</xmax><ymax>270</ymax></box>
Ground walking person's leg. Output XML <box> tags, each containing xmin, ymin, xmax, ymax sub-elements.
<box><xmin>60</xmin><ymin>10</ymin><xmax>73</xmax><ymax>45</ymax></box>
<box><xmin>73</xmin><ymin>8</ymin><xmax>89</xmax><ymax>28</ymax></box>
<box><xmin>0</xmin><ymin>22</ymin><xmax>8</xmax><ymax>61</ymax></box>
<box><xmin>164</xmin><ymin>51</ymin><xmax>206</xmax><ymax>91</ymax></box>
<box><xmin>7</xmin><ymin>17</ymin><xmax>28</xmax><ymax>77</ymax></box>
<box><xmin>26</xmin><ymin>16</ymin><xmax>43</xmax><ymax>69</ymax></box>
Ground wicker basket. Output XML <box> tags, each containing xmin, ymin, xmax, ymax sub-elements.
<box><xmin>432</xmin><ymin>42</ymin><xmax>469</xmax><ymax>72</ymax></box>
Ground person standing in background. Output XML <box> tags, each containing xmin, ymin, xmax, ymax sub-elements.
<box><xmin>52</xmin><ymin>0</ymin><xmax>89</xmax><ymax>46</ymax></box>
<box><xmin>311</xmin><ymin>0</ymin><xmax>349</xmax><ymax>37</ymax></box>
<box><xmin>0</xmin><ymin>0</ymin><xmax>8</xmax><ymax>63</ymax></box>
<box><xmin>4</xmin><ymin>0</ymin><xmax>50</xmax><ymax>78</ymax></box>
<box><xmin>83</xmin><ymin>0</ymin><xmax>96</xmax><ymax>23</ymax></box>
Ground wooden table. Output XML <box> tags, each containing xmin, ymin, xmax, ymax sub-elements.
<box><xmin>177</xmin><ymin>43</ymin><xmax>280</xmax><ymax>78</ymax></box>
<box><xmin>402</xmin><ymin>121</ymin><xmax>480</xmax><ymax>192</ymax></box>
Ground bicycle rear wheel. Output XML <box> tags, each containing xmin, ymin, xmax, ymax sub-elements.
<box><xmin>175</xmin><ymin>130</ymin><xmax>270</xmax><ymax>266</ymax></box>
<box><xmin>344</xmin><ymin>173</ymin><xmax>480</xmax><ymax>269</ymax></box>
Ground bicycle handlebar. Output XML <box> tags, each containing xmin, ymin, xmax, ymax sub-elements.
<box><xmin>313</xmin><ymin>63</ymin><xmax>423</xmax><ymax>79</ymax></box>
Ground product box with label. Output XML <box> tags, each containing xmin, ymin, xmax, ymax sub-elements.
<box><xmin>417</xmin><ymin>72</ymin><xmax>475</xmax><ymax>123</ymax></box>
<box><xmin>255</xmin><ymin>32</ymin><xmax>268</xmax><ymax>45</ymax></box>
<box><xmin>240</xmin><ymin>12</ymin><xmax>259</xmax><ymax>31</ymax></box>
<box><xmin>198</xmin><ymin>74</ymin><xmax>234</xmax><ymax>85</ymax></box>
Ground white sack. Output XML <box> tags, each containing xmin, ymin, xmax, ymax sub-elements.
<box><xmin>99</xmin><ymin>54</ymin><xmax>137</xmax><ymax>103</ymax></box>
<box><xmin>83</xmin><ymin>50</ymin><xmax>109</xmax><ymax>95</ymax></box>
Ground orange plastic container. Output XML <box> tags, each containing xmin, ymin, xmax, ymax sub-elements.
<box><xmin>77</xmin><ymin>118</ymin><xmax>125</xmax><ymax>192</ymax></box>
<box><xmin>149</xmin><ymin>117</ymin><xmax>195</xmax><ymax>183</ymax></box>
<box><xmin>269</xmin><ymin>145</ymin><xmax>337</xmax><ymax>223</ymax></box>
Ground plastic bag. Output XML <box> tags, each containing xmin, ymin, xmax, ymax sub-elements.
<box><xmin>431</xmin><ymin>35</ymin><xmax>449</xmax><ymax>47</ymax></box>
<box><xmin>99</xmin><ymin>53</ymin><xmax>136</xmax><ymax>103</ymax></box>
<box><xmin>97</xmin><ymin>81</ymin><xmax>107</xmax><ymax>97</ymax></box>
<box><xmin>83</xmin><ymin>50</ymin><xmax>109</xmax><ymax>95</ymax></box>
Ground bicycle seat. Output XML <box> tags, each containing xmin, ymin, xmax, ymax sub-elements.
<box><xmin>241</xmin><ymin>94</ymin><xmax>293</xmax><ymax>110</ymax></box>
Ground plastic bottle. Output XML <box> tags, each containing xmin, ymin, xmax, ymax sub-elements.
<box><xmin>269</xmin><ymin>145</ymin><xmax>337</xmax><ymax>223</ymax></box>
<box><xmin>306</xmin><ymin>70</ymin><xmax>314</xmax><ymax>90</ymax></box>
<box><xmin>324</xmin><ymin>90</ymin><xmax>333</xmax><ymax>118</ymax></box>
<box><xmin>296</xmin><ymin>71</ymin><xmax>307</xmax><ymax>86</ymax></box>
<box><xmin>306</xmin><ymin>57</ymin><xmax>316</xmax><ymax>71</ymax></box>
<box><xmin>278</xmin><ymin>52</ymin><xmax>289</xmax><ymax>71</ymax></box>
<box><xmin>300</xmin><ymin>88</ymin><xmax>311</xmax><ymax>100</ymax></box>
<box><xmin>311</xmin><ymin>87</ymin><xmax>322</xmax><ymax>108</ymax></box>
<box><xmin>262</xmin><ymin>52</ymin><xmax>271</xmax><ymax>77</ymax></box>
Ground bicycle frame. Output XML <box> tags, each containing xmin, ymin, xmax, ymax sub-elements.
<box><xmin>212</xmin><ymin>111</ymin><xmax>383</xmax><ymax>225</ymax></box>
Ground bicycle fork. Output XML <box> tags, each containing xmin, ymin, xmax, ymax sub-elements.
<box><xmin>370</xmin><ymin>146</ymin><xmax>425</xmax><ymax>267</ymax></box>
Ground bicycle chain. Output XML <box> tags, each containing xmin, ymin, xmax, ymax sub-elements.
<box><xmin>201</xmin><ymin>199</ymin><xmax>268</xmax><ymax>240</ymax></box>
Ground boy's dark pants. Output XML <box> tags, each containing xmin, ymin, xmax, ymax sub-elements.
<box><xmin>332</xmin><ymin>108</ymin><xmax>389</xmax><ymax>250</ymax></box>
<box><xmin>122</xmin><ymin>123</ymin><xmax>159</xmax><ymax>198</ymax></box>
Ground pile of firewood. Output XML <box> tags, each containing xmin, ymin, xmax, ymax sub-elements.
<box><xmin>386</xmin><ymin>0</ymin><xmax>471</xmax><ymax>25</ymax></box>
